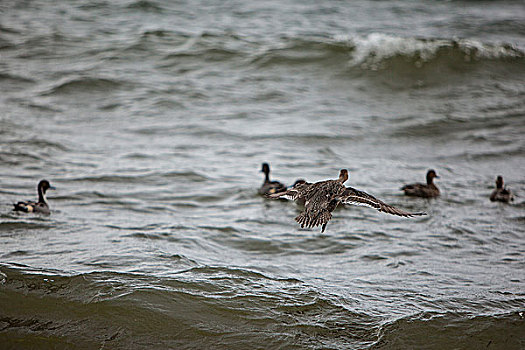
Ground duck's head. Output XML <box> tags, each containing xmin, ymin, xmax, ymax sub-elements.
<box><xmin>292</xmin><ymin>179</ymin><xmax>306</xmax><ymax>187</ymax></box>
<box><xmin>261</xmin><ymin>163</ymin><xmax>270</xmax><ymax>174</ymax></box>
<box><xmin>338</xmin><ymin>169</ymin><xmax>349</xmax><ymax>183</ymax></box>
<box><xmin>38</xmin><ymin>179</ymin><xmax>56</xmax><ymax>194</ymax></box>
<box><xmin>495</xmin><ymin>175</ymin><xmax>504</xmax><ymax>189</ymax></box>
<box><xmin>426</xmin><ymin>169</ymin><xmax>439</xmax><ymax>184</ymax></box>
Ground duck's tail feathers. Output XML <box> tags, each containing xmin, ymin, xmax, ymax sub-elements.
<box><xmin>295</xmin><ymin>210</ymin><xmax>332</xmax><ymax>229</ymax></box>
<box><xmin>295</xmin><ymin>211</ymin><xmax>309</xmax><ymax>228</ymax></box>
<box><xmin>13</xmin><ymin>202</ymin><xmax>29</xmax><ymax>212</ymax></box>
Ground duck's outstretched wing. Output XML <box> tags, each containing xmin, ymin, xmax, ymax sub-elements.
<box><xmin>340</xmin><ymin>187</ymin><xmax>426</xmax><ymax>217</ymax></box>
<box><xmin>266</xmin><ymin>182</ymin><xmax>311</xmax><ymax>201</ymax></box>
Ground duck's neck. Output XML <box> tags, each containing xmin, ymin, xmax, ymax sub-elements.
<box><xmin>38</xmin><ymin>187</ymin><xmax>47</xmax><ymax>204</ymax></box>
<box><xmin>426</xmin><ymin>177</ymin><xmax>433</xmax><ymax>185</ymax></box>
<box><xmin>264</xmin><ymin>171</ymin><xmax>270</xmax><ymax>182</ymax></box>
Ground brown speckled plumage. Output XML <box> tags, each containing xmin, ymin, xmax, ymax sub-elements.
<box><xmin>269</xmin><ymin>169</ymin><xmax>425</xmax><ymax>232</ymax></box>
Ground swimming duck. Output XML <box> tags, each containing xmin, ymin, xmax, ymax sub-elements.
<box><xmin>13</xmin><ymin>179</ymin><xmax>56</xmax><ymax>214</ymax></box>
<box><xmin>258</xmin><ymin>163</ymin><xmax>287</xmax><ymax>196</ymax></box>
<box><xmin>268</xmin><ymin>169</ymin><xmax>425</xmax><ymax>232</ymax></box>
<box><xmin>401</xmin><ymin>169</ymin><xmax>440</xmax><ymax>198</ymax></box>
<box><xmin>490</xmin><ymin>176</ymin><xmax>514</xmax><ymax>203</ymax></box>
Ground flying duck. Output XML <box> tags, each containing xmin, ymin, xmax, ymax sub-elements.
<box><xmin>401</xmin><ymin>169</ymin><xmax>440</xmax><ymax>198</ymax></box>
<box><xmin>490</xmin><ymin>176</ymin><xmax>514</xmax><ymax>203</ymax></box>
<box><xmin>258</xmin><ymin>163</ymin><xmax>287</xmax><ymax>196</ymax></box>
<box><xmin>13</xmin><ymin>179</ymin><xmax>56</xmax><ymax>214</ymax></box>
<box><xmin>268</xmin><ymin>169</ymin><xmax>425</xmax><ymax>232</ymax></box>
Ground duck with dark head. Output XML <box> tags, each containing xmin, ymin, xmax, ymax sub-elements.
<box><xmin>490</xmin><ymin>176</ymin><xmax>514</xmax><ymax>203</ymax></box>
<box><xmin>401</xmin><ymin>169</ymin><xmax>440</xmax><ymax>198</ymax></box>
<box><xmin>258</xmin><ymin>163</ymin><xmax>287</xmax><ymax>196</ymax></box>
<box><xmin>13</xmin><ymin>179</ymin><xmax>56</xmax><ymax>215</ymax></box>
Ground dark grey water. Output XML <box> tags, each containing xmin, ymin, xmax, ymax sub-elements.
<box><xmin>1</xmin><ymin>0</ymin><xmax>525</xmax><ymax>348</ymax></box>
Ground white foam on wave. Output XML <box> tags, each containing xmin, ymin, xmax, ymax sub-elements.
<box><xmin>334</xmin><ymin>33</ymin><xmax>523</xmax><ymax>70</ymax></box>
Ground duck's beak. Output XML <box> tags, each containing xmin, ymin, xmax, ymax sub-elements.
<box><xmin>435</xmin><ymin>176</ymin><xmax>440</xmax><ymax>179</ymax></box>
<box><xmin>49</xmin><ymin>186</ymin><xmax>56</xmax><ymax>190</ymax></box>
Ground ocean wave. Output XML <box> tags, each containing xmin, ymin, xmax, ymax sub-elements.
<box><xmin>80</xmin><ymin>29</ymin><xmax>525</xmax><ymax>77</ymax></box>
<box><xmin>2</xmin><ymin>258</ymin><xmax>523</xmax><ymax>349</ymax></box>
<box><xmin>7</xmin><ymin>138</ymin><xmax>70</xmax><ymax>152</ymax></box>
<box><xmin>41</xmin><ymin>77</ymin><xmax>129</xmax><ymax>96</ymax></box>
<box><xmin>337</xmin><ymin>33</ymin><xmax>524</xmax><ymax>70</ymax></box>
<box><xmin>0</xmin><ymin>24</ymin><xmax>21</xmax><ymax>35</ymax></box>
<box><xmin>250</xmin><ymin>36</ymin><xmax>349</xmax><ymax>67</ymax></box>
<box><xmin>371</xmin><ymin>311</ymin><xmax>524</xmax><ymax>349</ymax></box>
<box><xmin>159</xmin><ymin>32</ymin><xmax>248</xmax><ymax>65</ymax></box>
<box><xmin>125</xmin><ymin>0</ymin><xmax>164</xmax><ymax>13</ymax></box>
<box><xmin>64</xmin><ymin>170</ymin><xmax>208</xmax><ymax>184</ymax></box>
<box><xmin>0</xmin><ymin>264</ymin><xmax>380</xmax><ymax>349</ymax></box>
<box><xmin>0</xmin><ymin>221</ymin><xmax>55</xmax><ymax>232</ymax></box>
<box><xmin>0</xmin><ymin>151</ymin><xmax>43</xmax><ymax>165</ymax></box>
<box><xmin>250</xmin><ymin>33</ymin><xmax>524</xmax><ymax>73</ymax></box>
<box><xmin>390</xmin><ymin>108</ymin><xmax>525</xmax><ymax>140</ymax></box>
<box><xmin>0</xmin><ymin>72</ymin><xmax>35</xmax><ymax>84</ymax></box>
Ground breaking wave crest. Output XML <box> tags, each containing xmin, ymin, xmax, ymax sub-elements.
<box><xmin>338</xmin><ymin>33</ymin><xmax>524</xmax><ymax>70</ymax></box>
<box><xmin>251</xmin><ymin>33</ymin><xmax>524</xmax><ymax>73</ymax></box>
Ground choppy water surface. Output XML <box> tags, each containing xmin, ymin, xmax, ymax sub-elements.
<box><xmin>1</xmin><ymin>0</ymin><xmax>525</xmax><ymax>348</ymax></box>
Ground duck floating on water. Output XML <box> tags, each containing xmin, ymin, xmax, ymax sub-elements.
<box><xmin>490</xmin><ymin>176</ymin><xmax>514</xmax><ymax>203</ymax></box>
<box><xmin>401</xmin><ymin>169</ymin><xmax>440</xmax><ymax>198</ymax></box>
<box><xmin>258</xmin><ymin>163</ymin><xmax>287</xmax><ymax>196</ymax></box>
<box><xmin>13</xmin><ymin>179</ymin><xmax>55</xmax><ymax>214</ymax></box>
<box><xmin>268</xmin><ymin>169</ymin><xmax>425</xmax><ymax>232</ymax></box>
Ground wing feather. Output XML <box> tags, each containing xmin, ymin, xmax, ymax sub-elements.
<box><xmin>340</xmin><ymin>187</ymin><xmax>426</xmax><ymax>217</ymax></box>
<box><xmin>266</xmin><ymin>182</ymin><xmax>312</xmax><ymax>201</ymax></box>
<box><xmin>267</xmin><ymin>188</ymin><xmax>300</xmax><ymax>200</ymax></box>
